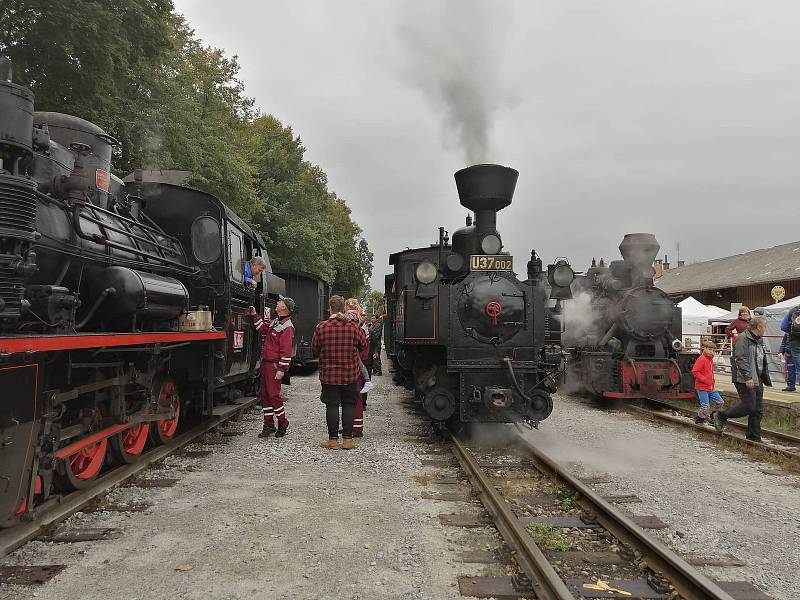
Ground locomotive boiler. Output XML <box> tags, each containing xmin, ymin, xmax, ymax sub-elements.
<box><xmin>0</xmin><ymin>59</ymin><xmax>280</xmax><ymax>525</ymax></box>
<box><xmin>385</xmin><ymin>164</ymin><xmax>575</xmax><ymax>426</ymax></box>
<box><xmin>564</xmin><ymin>233</ymin><xmax>695</xmax><ymax>400</ymax></box>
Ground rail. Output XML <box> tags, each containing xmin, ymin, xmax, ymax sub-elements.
<box><xmin>512</xmin><ymin>425</ymin><xmax>737</xmax><ymax>600</ymax></box>
<box><xmin>448</xmin><ymin>433</ymin><xmax>574</xmax><ymax>600</ymax></box>
<box><xmin>0</xmin><ymin>397</ymin><xmax>257</xmax><ymax>559</ymax></box>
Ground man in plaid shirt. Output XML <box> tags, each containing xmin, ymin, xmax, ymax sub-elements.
<box><xmin>312</xmin><ymin>295</ymin><xmax>367</xmax><ymax>450</ymax></box>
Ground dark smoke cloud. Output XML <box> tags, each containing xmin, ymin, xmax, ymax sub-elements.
<box><xmin>396</xmin><ymin>1</ymin><xmax>516</xmax><ymax>164</ymax></box>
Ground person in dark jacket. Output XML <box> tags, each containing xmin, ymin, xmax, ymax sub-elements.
<box><xmin>779</xmin><ymin>306</ymin><xmax>800</xmax><ymax>392</ymax></box>
<box><xmin>714</xmin><ymin>316</ymin><xmax>772</xmax><ymax>441</ymax></box>
<box><xmin>779</xmin><ymin>333</ymin><xmax>796</xmax><ymax>392</ymax></box>
<box><xmin>368</xmin><ymin>316</ymin><xmax>384</xmax><ymax>376</ymax></box>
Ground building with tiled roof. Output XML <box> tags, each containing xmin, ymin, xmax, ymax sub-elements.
<box><xmin>655</xmin><ymin>241</ymin><xmax>800</xmax><ymax>308</ymax></box>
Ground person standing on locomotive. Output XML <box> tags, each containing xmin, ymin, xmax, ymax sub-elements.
<box><xmin>247</xmin><ymin>295</ymin><xmax>296</xmax><ymax>438</ymax></box>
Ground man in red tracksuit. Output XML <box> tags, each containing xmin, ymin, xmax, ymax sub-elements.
<box><xmin>247</xmin><ymin>295</ymin><xmax>296</xmax><ymax>438</ymax></box>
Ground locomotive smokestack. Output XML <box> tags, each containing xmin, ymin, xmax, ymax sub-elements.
<box><xmin>618</xmin><ymin>233</ymin><xmax>660</xmax><ymax>268</ymax></box>
<box><xmin>454</xmin><ymin>163</ymin><xmax>518</xmax><ymax>240</ymax></box>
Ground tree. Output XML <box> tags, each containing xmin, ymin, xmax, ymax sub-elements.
<box><xmin>2</xmin><ymin>1</ymin><xmax>372</xmax><ymax>294</ymax></box>
<box><xmin>364</xmin><ymin>289</ymin><xmax>385</xmax><ymax>318</ymax></box>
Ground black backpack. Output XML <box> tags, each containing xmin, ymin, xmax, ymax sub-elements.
<box><xmin>791</xmin><ymin>308</ymin><xmax>800</xmax><ymax>337</ymax></box>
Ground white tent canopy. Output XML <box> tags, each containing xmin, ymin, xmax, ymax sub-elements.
<box><xmin>764</xmin><ymin>295</ymin><xmax>800</xmax><ymax>311</ymax></box>
<box><xmin>679</xmin><ymin>296</ymin><xmax>728</xmax><ymax>347</ymax></box>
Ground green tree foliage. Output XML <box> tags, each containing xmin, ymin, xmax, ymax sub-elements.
<box><xmin>0</xmin><ymin>0</ymin><xmax>174</xmax><ymax>173</ymax></box>
<box><xmin>0</xmin><ymin>1</ymin><xmax>371</xmax><ymax>293</ymax></box>
<box><xmin>248</xmin><ymin>116</ymin><xmax>372</xmax><ymax>294</ymax></box>
<box><xmin>364</xmin><ymin>289</ymin><xmax>385</xmax><ymax>318</ymax></box>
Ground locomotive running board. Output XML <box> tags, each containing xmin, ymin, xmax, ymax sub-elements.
<box><xmin>0</xmin><ymin>331</ymin><xmax>225</xmax><ymax>354</ymax></box>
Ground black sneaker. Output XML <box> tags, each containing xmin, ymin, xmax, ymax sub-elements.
<box><xmin>746</xmin><ymin>436</ymin><xmax>763</xmax><ymax>443</ymax></box>
<box><xmin>713</xmin><ymin>411</ymin><xmax>725</xmax><ymax>433</ymax></box>
<box><xmin>782</xmin><ymin>387</ymin><xmax>796</xmax><ymax>392</ymax></box>
<box><xmin>353</xmin><ymin>431</ymin><xmax>364</xmax><ymax>438</ymax></box>
<box><xmin>694</xmin><ymin>416</ymin><xmax>706</xmax><ymax>424</ymax></box>
<box><xmin>258</xmin><ymin>426</ymin><xmax>277</xmax><ymax>438</ymax></box>
<box><xmin>275</xmin><ymin>425</ymin><xmax>288</xmax><ymax>438</ymax></box>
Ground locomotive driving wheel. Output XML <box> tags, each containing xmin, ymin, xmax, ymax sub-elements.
<box><xmin>110</xmin><ymin>421</ymin><xmax>150</xmax><ymax>464</ymax></box>
<box><xmin>55</xmin><ymin>438</ymin><xmax>108</xmax><ymax>491</ymax></box>
<box><xmin>149</xmin><ymin>378</ymin><xmax>181</xmax><ymax>445</ymax></box>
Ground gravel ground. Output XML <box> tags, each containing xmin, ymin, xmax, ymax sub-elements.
<box><xmin>520</xmin><ymin>393</ymin><xmax>800</xmax><ymax>600</ymax></box>
<box><xmin>0</xmin><ymin>365</ymin><xmax>499</xmax><ymax>600</ymax></box>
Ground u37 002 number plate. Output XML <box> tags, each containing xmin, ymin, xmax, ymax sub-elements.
<box><xmin>470</xmin><ymin>255</ymin><xmax>513</xmax><ymax>272</ymax></box>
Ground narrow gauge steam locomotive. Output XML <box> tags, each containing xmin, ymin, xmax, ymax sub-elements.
<box><xmin>563</xmin><ymin>233</ymin><xmax>695</xmax><ymax>400</ymax></box>
<box><xmin>0</xmin><ymin>59</ymin><xmax>283</xmax><ymax>525</ymax></box>
<box><xmin>271</xmin><ymin>270</ymin><xmax>331</xmax><ymax>370</ymax></box>
<box><xmin>385</xmin><ymin>164</ymin><xmax>575</xmax><ymax>426</ymax></box>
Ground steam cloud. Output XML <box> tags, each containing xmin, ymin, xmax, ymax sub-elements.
<box><xmin>396</xmin><ymin>1</ymin><xmax>516</xmax><ymax>164</ymax></box>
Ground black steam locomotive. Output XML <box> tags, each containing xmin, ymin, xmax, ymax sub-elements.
<box><xmin>0</xmin><ymin>59</ymin><xmax>282</xmax><ymax>525</ymax></box>
<box><xmin>385</xmin><ymin>164</ymin><xmax>575</xmax><ymax>426</ymax></box>
<box><xmin>564</xmin><ymin>233</ymin><xmax>695</xmax><ymax>400</ymax></box>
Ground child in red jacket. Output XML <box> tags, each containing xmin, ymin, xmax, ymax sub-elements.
<box><xmin>691</xmin><ymin>340</ymin><xmax>725</xmax><ymax>423</ymax></box>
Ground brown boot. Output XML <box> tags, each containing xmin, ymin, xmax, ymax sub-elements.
<box><xmin>320</xmin><ymin>438</ymin><xmax>338</xmax><ymax>450</ymax></box>
<box><xmin>341</xmin><ymin>437</ymin><xmax>355</xmax><ymax>450</ymax></box>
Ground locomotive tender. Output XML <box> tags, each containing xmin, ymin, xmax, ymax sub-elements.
<box><xmin>385</xmin><ymin>164</ymin><xmax>575</xmax><ymax>426</ymax></box>
<box><xmin>0</xmin><ymin>59</ymin><xmax>281</xmax><ymax>525</ymax></box>
<box><xmin>564</xmin><ymin>233</ymin><xmax>695</xmax><ymax>400</ymax></box>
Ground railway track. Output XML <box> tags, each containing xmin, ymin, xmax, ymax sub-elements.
<box><xmin>449</xmin><ymin>428</ymin><xmax>772</xmax><ymax>600</ymax></box>
<box><xmin>0</xmin><ymin>397</ymin><xmax>257</xmax><ymax>559</ymax></box>
<box><xmin>630</xmin><ymin>399</ymin><xmax>800</xmax><ymax>462</ymax></box>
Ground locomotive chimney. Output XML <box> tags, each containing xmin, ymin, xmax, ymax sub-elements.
<box><xmin>454</xmin><ymin>164</ymin><xmax>518</xmax><ymax>253</ymax></box>
<box><xmin>619</xmin><ymin>233</ymin><xmax>660</xmax><ymax>287</ymax></box>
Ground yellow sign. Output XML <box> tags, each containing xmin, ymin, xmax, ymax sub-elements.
<box><xmin>583</xmin><ymin>580</ymin><xmax>633</xmax><ymax>596</ymax></box>
<box><xmin>771</xmin><ymin>285</ymin><xmax>786</xmax><ymax>302</ymax></box>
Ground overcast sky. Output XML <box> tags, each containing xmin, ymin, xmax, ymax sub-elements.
<box><xmin>174</xmin><ymin>0</ymin><xmax>800</xmax><ymax>289</ymax></box>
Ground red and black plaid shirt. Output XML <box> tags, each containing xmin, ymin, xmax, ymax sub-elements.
<box><xmin>311</xmin><ymin>317</ymin><xmax>367</xmax><ymax>385</ymax></box>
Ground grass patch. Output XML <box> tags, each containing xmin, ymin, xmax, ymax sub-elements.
<box><xmin>558</xmin><ymin>496</ymin><xmax>576</xmax><ymax>511</ymax></box>
<box><xmin>525</xmin><ymin>523</ymin><xmax>575</xmax><ymax>552</ymax></box>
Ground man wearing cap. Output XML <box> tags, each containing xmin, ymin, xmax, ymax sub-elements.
<box><xmin>247</xmin><ymin>295</ymin><xmax>296</xmax><ymax>438</ymax></box>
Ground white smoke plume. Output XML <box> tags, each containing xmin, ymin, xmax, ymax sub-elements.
<box><xmin>562</xmin><ymin>289</ymin><xmax>601</xmax><ymax>348</ymax></box>
<box><xmin>396</xmin><ymin>1</ymin><xmax>516</xmax><ymax>164</ymax></box>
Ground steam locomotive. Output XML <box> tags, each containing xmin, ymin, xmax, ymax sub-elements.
<box><xmin>385</xmin><ymin>164</ymin><xmax>575</xmax><ymax>426</ymax></box>
<box><xmin>563</xmin><ymin>233</ymin><xmax>695</xmax><ymax>400</ymax></box>
<box><xmin>0</xmin><ymin>59</ymin><xmax>282</xmax><ymax>525</ymax></box>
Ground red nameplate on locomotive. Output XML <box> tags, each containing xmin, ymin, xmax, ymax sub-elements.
<box><xmin>469</xmin><ymin>255</ymin><xmax>513</xmax><ymax>272</ymax></box>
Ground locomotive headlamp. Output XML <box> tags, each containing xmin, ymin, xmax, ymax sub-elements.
<box><xmin>547</xmin><ymin>259</ymin><xmax>575</xmax><ymax>300</ymax></box>
<box><xmin>415</xmin><ymin>261</ymin><xmax>438</xmax><ymax>284</ymax></box>
<box><xmin>480</xmin><ymin>233</ymin><xmax>502</xmax><ymax>255</ymax></box>
<box><xmin>549</xmin><ymin>260</ymin><xmax>575</xmax><ymax>287</ymax></box>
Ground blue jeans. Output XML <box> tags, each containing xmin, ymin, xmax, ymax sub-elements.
<box><xmin>696</xmin><ymin>389</ymin><xmax>724</xmax><ymax>419</ymax></box>
<box><xmin>786</xmin><ymin>345</ymin><xmax>800</xmax><ymax>388</ymax></box>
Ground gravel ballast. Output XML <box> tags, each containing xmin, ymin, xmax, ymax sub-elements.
<box><xmin>521</xmin><ymin>393</ymin><xmax>800</xmax><ymax>600</ymax></box>
<box><xmin>0</xmin><ymin>368</ymin><xmax>496</xmax><ymax>600</ymax></box>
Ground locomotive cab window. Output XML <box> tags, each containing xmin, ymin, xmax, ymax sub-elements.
<box><xmin>228</xmin><ymin>226</ymin><xmax>244</xmax><ymax>284</ymax></box>
<box><xmin>191</xmin><ymin>216</ymin><xmax>222</xmax><ymax>264</ymax></box>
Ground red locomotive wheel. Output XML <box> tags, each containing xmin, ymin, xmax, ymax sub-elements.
<box><xmin>149</xmin><ymin>379</ymin><xmax>181</xmax><ymax>445</ymax></box>
<box><xmin>111</xmin><ymin>422</ymin><xmax>150</xmax><ymax>464</ymax></box>
<box><xmin>55</xmin><ymin>438</ymin><xmax>108</xmax><ymax>490</ymax></box>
